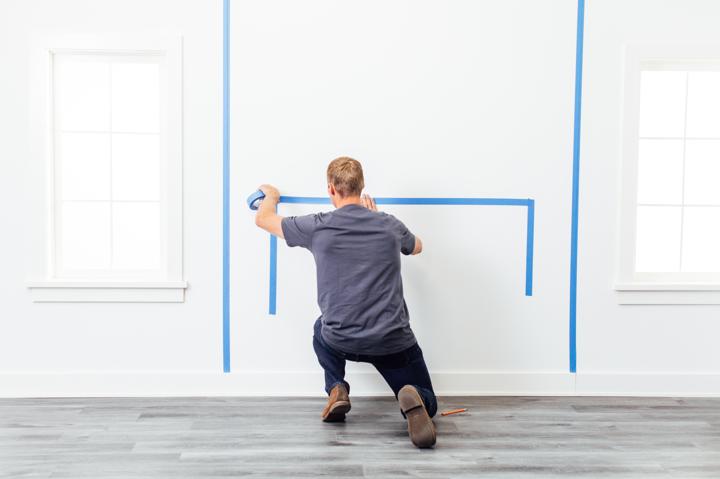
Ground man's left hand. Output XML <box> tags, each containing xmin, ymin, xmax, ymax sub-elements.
<box><xmin>361</xmin><ymin>193</ymin><xmax>378</xmax><ymax>212</ymax></box>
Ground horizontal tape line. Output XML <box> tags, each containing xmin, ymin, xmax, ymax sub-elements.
<box><xmin>269</xmin><ymin>196</ymin><xmax>535</xmax><ymax>315</ymax></box>
<box><xmin>280</xmin><ymin>196</ymin><xmax>532</xmax><ymax>206</ymax></box>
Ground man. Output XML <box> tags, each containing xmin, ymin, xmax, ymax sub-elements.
<box><xmin>254</xmin><ymin>157</ymin><xmax>437</xmax><ymax>448</ymax></box>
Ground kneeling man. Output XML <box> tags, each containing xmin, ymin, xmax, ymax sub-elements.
<box><xmin>253</xmin><ymin>157</ymin><xmax>437</xmax><ymax>448</ymax></box>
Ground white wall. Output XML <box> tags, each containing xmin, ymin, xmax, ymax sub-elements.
<box><xmin>0</xmin><ymin>0</ymin><xmax>718</xmax><ymax>397</ymax></box>
<box><xmin>0</xmin><ymin>0</ymin><xmax>224</xmax><ymax>392</ymax></box>
<box><xmin>577</xmin><ymin>0</ymin><xmax>720</xmax><ymax>393</ymax></box>
<box><xmin>230</xmin><ymin>0</ymin><xmax>577</xmax><ymax>394</ymax></box>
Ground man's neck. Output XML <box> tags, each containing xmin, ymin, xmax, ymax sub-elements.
<box><xmin>335</xmin><ymin>196</ymin><xmax>362</xmax><ymax>209</ymax></box>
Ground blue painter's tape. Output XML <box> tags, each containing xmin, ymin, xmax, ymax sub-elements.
<box><xmin>247</xmin><ymin>189</ymin><xmax>266</xmax><ymax>210</ymax></box>
<box><xmin>279</xmin><ymin>196</ymin><xmax>531</xmax><ymax>207</ymax></box>
<box><xmin>269</xmin><ymin>233</ymin><xmax>277</xmax><ymax>315</ymax></box>
<box><xmin>222</xmin><ymin>0</ymin><xmax>231</xmax><ymax>373</ymax></box>
<box><xmin>569</xmin><ymin>0</ymin><xmax>585</xmax><ymax>374</ymax></box>
<box><xmin>268</xmin><ymin>196</ymin><xmax>535</xmax><ymax>314</ymax></box>
<box><xmin>278</xmin><ymin>196</ymin><xmax>331</xmax><ymax>205</ymax></box>
<box><xmin>525</xmin><ymin>199</ymin><xmax>535</xmax><ymax>297</ymax></box>
<box><xmin>374</xmin><ymin>198</ymin><xmax>530</xmax><ymax>206</ymax></box>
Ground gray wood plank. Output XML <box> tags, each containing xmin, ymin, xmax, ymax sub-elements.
<box><xmin>0</xmin><ymin>396</ymin><xmax>718</xmax><ymax>478</ymax></box>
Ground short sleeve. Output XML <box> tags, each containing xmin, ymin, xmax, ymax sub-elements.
<box><xmin>389</xmin><ymin>215</ymin><xmax>416</xmax><ymax>255</ymax></box>
<box><xmin>281</xmin><ymin>214</ymin><xmax>319</xmax><ymax>249</ymax></box>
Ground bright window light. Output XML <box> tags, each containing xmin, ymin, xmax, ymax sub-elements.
<box><xmin>52</xmin><ymin>52</ymin><xmax>165</xmax><ymax>277</ymax></box>
<box><xmin>635</xmin><ymin>68</ymin><xmax>720</xmax><ymax>274</ymax></box>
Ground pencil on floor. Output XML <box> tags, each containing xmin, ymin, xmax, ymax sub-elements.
<box><xmin>441</xmin><ymin>408</ymin><xmax>467</xmax><ymax>416</ymax></box>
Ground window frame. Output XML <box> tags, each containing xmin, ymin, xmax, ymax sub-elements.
<box><xmin>616</xmin><ymin>45</ymin><xmax>720</xmax><ymax>304</ymax></box>
<box><xmin>27</xmin><ymin>34</ymin><xmax>186</xmax><ymax>302</ymax></box>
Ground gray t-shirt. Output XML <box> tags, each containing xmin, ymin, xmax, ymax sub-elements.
<box><xmin>281</xmin><ymin>204</ymin><xmax>417</xmax><ymax>355</ymax></box>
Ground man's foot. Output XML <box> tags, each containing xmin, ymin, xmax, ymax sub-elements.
<box><xmin>398</xmin><ymin>385</ymin><xmax>436</xmax><ymax>448</ymax></box>
<box><xmin>321</xmin><ymin>384</ymin><xmax>351</xmax><ymax>422</ymax></box>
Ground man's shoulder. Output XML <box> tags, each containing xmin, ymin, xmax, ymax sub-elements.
<box><xmin>325</xmin><ymin>206</ymin><xmax>403</xmax><ymax>230</ymax></box>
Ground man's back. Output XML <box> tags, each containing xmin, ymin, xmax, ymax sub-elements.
<box><xmin>282</xmin><ymin>203</ymin><xmax>417</xmax><ymax>355</ymax></box>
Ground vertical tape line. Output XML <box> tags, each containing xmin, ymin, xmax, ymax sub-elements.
<box><xmin>268</xmin><ymin>197</ymin><xmax>535</xmax><ymax>315</ymax></box>
<box><xmin>525</xmin><ymin>199</ymin><xmax>535</xmax><ymax>297</ymax></box>
<box><xmin>222</xmin><ymin>0</ymin><xmax>231</xmax><ymax>373</ymax></box>
<box><xmin>569</xmin><ymin>0</ymin><xmax>585</xmax><ymax>374</ymax></box>
<box><xmin>269</xmin><ymin>229</ymin><xmax>278</xmax><ymax>315</ymax></box>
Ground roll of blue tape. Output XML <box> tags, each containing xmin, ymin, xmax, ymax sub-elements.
<box><xmin>247</xmin><ymin>189</ymin><xmax>266</xmax><ymax>210</ymax></box>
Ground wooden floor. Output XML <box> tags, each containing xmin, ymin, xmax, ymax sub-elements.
<box><xmin>1</xmin><ymin>395</ymin><xmax>719</xmax><ymax>478</ymax></box>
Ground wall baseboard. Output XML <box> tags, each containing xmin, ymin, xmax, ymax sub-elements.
<box><xmin>1</xmin><ymin>371</ymin><xmax>720</xmax><ymax>398</ymax></box>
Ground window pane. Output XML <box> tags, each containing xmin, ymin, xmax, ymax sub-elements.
<box><xmin>682</xmin><ymin>207</ymin><xmax>720</xmax><ymax>272</ymax></box>
<box><xmin>112</xmin><ymin>203</ymin><xmax>161</xmax><ymax>270</ymax></box>
<box><xmin>112</xmin><ymin>134</ymin><xmax>161</xmax><ymax>201</ymax></box>
<box><xmin>637</xmin><ymin>139</ymin><xmax>684</xmax><ymax>204</ymax></box>
<box><xmin>57</xmin><ymin>132</ymin><xmax>111</xmax><ymax>201</ymax></box>
<box><xmin>54</xmin><ymin>56</ymin><xmax>110</xmax><ymax>131</ymax></box>
<box><xmin>639</xmin><ymin>71</ymin><xmax>686</xmax><ymax>138</ymax></box>
<box><xmin>111</xmin><ymin>62</ymin><xmax>160</xmax><ymax>133</ymax></box>
<box><xmin>635</xmin><ymin>206</ymin><xmax>681</xmax><ymax>272</ymax></box>
<box><xmin>60</xmin><ymin>202</ymin><xmax>111</xmax><ymax>270</ymax></box>
<box><xmin>684</xmin><ymin>140</ymin><xmax>720</xmax><ymax>205</ymax></box>
<box><xmin>686</xmin><ymin>72</ymin><xmax>720</xmax><ymax>138</ymax></box>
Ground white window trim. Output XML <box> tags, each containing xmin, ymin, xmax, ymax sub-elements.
<box><xmin>616</xmin><ymin>44</ymin><xmax>720</xmax><ymax>304</ymax></box>
<box><xmin>26</xmin><ymin>34</ymin><xmax>186</xmax><ymax>302</ymax></box>
<box><xmin>26</xmin><ymin>280</ymin><xmax>188</xmax><ymax>303</ymax></box>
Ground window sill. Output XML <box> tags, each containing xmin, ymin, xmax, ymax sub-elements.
<box><xmin>614</xmin><ymin>283</ymin><xmax>720</xmax><ymax>305</ymax></box>
<box><xmin>26</xmin><ymin>280</ymin><xmax>188</xmax><ymax>303</ymax></box>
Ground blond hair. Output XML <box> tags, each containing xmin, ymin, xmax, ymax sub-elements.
<box><xmin>326</xmin><ymin>157</ymin><xmax>364</xmax><ymax>198</ymax></box>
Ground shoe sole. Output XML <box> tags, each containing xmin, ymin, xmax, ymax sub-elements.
<box><xmin>398</xmin><ymin>386</ymin><xmax>436</xmax><ymax>448</ymax></box>
<box><xmin>322</xmin><ymin>400</ymin><xmax>351</xmax><ymax>422</ymax></box>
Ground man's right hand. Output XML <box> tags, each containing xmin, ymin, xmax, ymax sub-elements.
<box><xmin>254</xmin><ymin>184</ymin><xmax>284</xmax><ymax>238</ymax></box>
<box><xmin>258</xmin><ymin>184</ymin><xmax>280</xmax><ymax>202</ymax></box>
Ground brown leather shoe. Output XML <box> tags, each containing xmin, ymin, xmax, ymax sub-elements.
<box><xmin>321</xmin><ymin>384</ymin><xmax>351</xmax><ymax>422</ymax></box>
<box><xmin>398</xmin><ymin>385</ymin><xmax>436</xmax><ymax>448</ymax></box>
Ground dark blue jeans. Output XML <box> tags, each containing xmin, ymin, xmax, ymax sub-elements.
<box><xmin>312</xmin><ymin>318</ymin><xmax>437</xmax><ymax>418</ymax></box>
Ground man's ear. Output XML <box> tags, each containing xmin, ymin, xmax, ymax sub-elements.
<box><xmin>328</xmin><ymin>183</ymin><xmax>336</xmax><ymax>196</ymax></box>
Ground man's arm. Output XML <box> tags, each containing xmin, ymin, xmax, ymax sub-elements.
<box><xmin>254</xmin><ymin>184</ymin><xmax>284</xmax><ymax>239</ymax></box>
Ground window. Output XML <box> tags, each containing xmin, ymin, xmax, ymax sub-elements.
<box><xmin>28</xmin><ymin>35</ymin><xmax>185</xmax><ymax>301</ymax></box>
<box><xmin>617</xmin><ymin>46</ymin><xmax>720</xmax><ymax>304</ymax></box>
<box><xmin>636</xmin><ymin>68</ymin><xmax>720</xmax><ymax>275</ymax></box>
